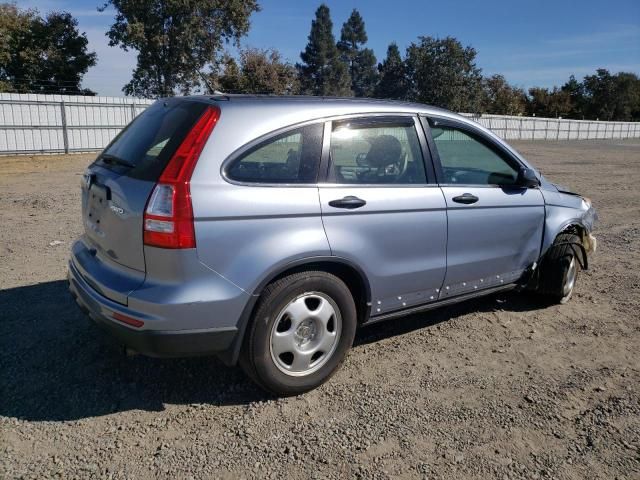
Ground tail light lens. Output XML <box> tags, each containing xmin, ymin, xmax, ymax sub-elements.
<box><xmin>144</xmin><ymin>106</ymin><xmax>220</xmax><ymax>249</ymax></box>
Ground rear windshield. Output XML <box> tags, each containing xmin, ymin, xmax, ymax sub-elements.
<box><xmin>94</xmin><ymin>99</ymin><xmax>208</xmax><ymax>181</ymax></box>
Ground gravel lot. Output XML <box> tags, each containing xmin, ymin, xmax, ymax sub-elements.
<box><xmin>1</xmin><ymin>140</ymin><xmax>639</xmax><ymax>479</ymax></box>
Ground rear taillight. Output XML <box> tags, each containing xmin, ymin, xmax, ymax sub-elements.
<box><xmin>144</xmin><ymin>106</ymin><xmax>220</xmax><ymax>249</ymax></box>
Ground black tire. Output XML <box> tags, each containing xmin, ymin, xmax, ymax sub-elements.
<box><xmin>536</xmin><ymin>233</ymin><xmax>581</xmax><ymax>304</ymax></box>
<box><xmin>239</xmin><ymin>271</ymin><xmax>357</xmax><ymax>396</ymax></box>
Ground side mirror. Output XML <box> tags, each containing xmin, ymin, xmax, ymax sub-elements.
<box><xmin>517</xmin><ymin>167</ymin><xmax>540</xmax><ymax>188</ymax></box>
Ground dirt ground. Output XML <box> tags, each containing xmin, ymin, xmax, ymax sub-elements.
<box><xmin>1</xmin><ymin>140</ymin><xmax>639</xmax><ymax>479</ymax></box>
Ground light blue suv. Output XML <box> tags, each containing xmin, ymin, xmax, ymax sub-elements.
<box><xmin>68</xmin><ymin>96</ymin><xmax>597</xmax><ymax>395</ymax></box>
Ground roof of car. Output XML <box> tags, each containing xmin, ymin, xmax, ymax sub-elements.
<box><xmin>182</xmin><ymin>93</ymin><xmax>452</xmax><ymax>116</ymax></box>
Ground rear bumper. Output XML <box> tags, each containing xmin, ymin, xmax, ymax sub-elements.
<box><xmin>68</xmin><ymin>258</ymin><xmax>238</xmax><ymax>357</ymax></box>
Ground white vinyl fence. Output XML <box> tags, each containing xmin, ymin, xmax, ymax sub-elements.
<box><xmin>0</xmin><ymin>93</ymin><xmax>153</xmax><ymax>155</ymax></box>
<box><xmin>460</xmin><ymin>113</ymin><xmax>640</xmax><ymax>141</ymax></box>
<box><xmin>0</xmin><ymin>93</ymin><xmax>639</xmax><ymax>155</ymax></box>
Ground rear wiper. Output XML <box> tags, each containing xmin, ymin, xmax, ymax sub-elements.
<box><xmin>100</xmin><ymin>153</ymin><xmax>136</xmax><ymax>169</ymax></box>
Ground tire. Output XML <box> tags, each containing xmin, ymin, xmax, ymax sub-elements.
<box><xmin>536</xmin><ymin>233</ymin><xmax>581</xmax><ymax>304</ymax></box>
<box><xmin>239</xmin><ymin>271</ymin><xmax>357</xmax><ymax>396</ymax></box>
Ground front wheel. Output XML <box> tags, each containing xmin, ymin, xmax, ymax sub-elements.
<box><xmin>536</xmin><ymin>233</ymin><xmax>582</xmax><ymax>304</ymax></box>
<box><xmin>240</xmin><ymin>271</ymin><xmax>357</xmax><ymax>395</ymax></box>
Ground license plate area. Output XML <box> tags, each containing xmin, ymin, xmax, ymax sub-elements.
<box><xmin>87</xmin><ymin>183</ymin><xmax>110</xmax><ymax>230</ymax></box>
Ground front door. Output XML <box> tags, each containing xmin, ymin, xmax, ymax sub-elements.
<box><xmin>318</xmin><ymin>116</ymin><xmax>447</xmax><ymax>316</ymax></box>
<box><xmin>425</xmin><ymin>117</ymin><xmax>545</xmax><ymax>299</ymax></box>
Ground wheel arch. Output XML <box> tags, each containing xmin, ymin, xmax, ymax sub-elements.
<box><xmin>558</xmin><ymin>222</ymin><xmax>586</xmax><ymax>238</ymax></box>
<box><xmin>218</xmin><ymin>256</ymin><xmax>372</xmax><ymax>366</ymax></box>
<box><xmin>541</xmin><ymin>216</ymin><xmax>588</xmax><ymax>259</ymax></box>
<box><xmin>538</xmin><ymin>220</ymin><xmax>589</xmax><ymax>274</ymax></box>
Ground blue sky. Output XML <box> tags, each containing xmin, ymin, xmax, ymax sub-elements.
<box><xmin>19</xmin><ymin>0</ymin><xmax>640</xmax><ymax>96</ymax></box>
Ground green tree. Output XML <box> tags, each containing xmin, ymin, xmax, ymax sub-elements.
<box><xmin>0</xmin><ymin>3</ymin><xmax>96</xmax><ymax>94</ymax></box>
<box><xmin>526</xmin><ymin>70</ymin><xmax>640</xmax><ymax>120</ymax></box>
<box><xmin>609</xmin><ymin>72</ymin><xmax>640</xmax><ymax>121</ymax></box>
<box><xmin>102</xmin><ymin>0</ymin><xmax>260</xmax><ymax>97</ymax></box>
<box><xmin>581</xmin><ymin>69</ymin><xmax>617</xmax><ymax>120</ymax></box>
<box><xmin>374</xmin><ymin>43</ymin><xmax>408</xmax><ymax>100</ymax></box>
<box><xmin>526</xmin><ymin>87</ymin><xmax>571</xmax><ymax>118</ymax></box>
<box><xmin>214</xmin><ymin>54</ymin><xmax>242</xmax><ymax>93</ymax></box>
<box><xmin>0</xmin><ymin>3</ymin><xmax>36</xmax><ymax>92</ymax></box>
<box><xmin>337</xmin><ymin>9</ymin><xmax>377</xmax><ymax>96</ymax></box>
<box><xmin>212</xmin><ymin>47</ymin><xmax>299</xmax><ymax>94</ymax></box>
<box><xmin>481</xmin><ymin>74</ymin><xmax>527</xmax><ymax>115</ymax></box>
<box><xmin>297</xmin><ymin>4</ymin><xmax>351</xmax><ymax>96</ymax></box>
<box><xmin>560</xmin><ymin>75</ymin><xmax>585</xmax><ymax>118</ymax></box>
<box><xmin>405</xmin><ymin>36</ymin><xmax>483</xmax><ymax>112</ymax></box>
<box><xmin>580</xmin><ymin>68</ymin><xmax>640</xmax><ymax>121</ymax></box>
<box><xmin>526</xmin><ymin>87</ymin><xmax>549</xmax><ymax>116</ymax></box>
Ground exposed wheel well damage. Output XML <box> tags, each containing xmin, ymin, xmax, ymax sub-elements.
<box><xmin>559</xmin><ymin>222</ymin><xmax>599</xmax><ymax>264</ymax></box>
<box><xmin>560</xmin><ymin>223</ymin><xmax>584</xmax><ymax>239</ymax></box>
<box><xmin>548</xmin><ymin>224</ymin><xmax>589</xmax><ymax>270</ymax></box>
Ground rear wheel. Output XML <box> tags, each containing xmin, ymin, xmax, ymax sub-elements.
<box><xmin>536</xmin><ymin>233</ymin><xmax>582</xmax><ymax>304</ymax></box>
<box><xmin>240</xmin><ymin>271</ymin><xmax>357</xmax><ymax>395</ymax></box>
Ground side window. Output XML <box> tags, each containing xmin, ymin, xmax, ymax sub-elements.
<box><xmin>330</xmin><ymin>121</ymin><xmax>427</xmax><ymax>184</ymax></box>
<box><xmin>431</xmin><ymin>125</ymin><xmax>519</xmax><ymax>186</ymax></box>
<box><xmin>226</xmin><ymin>123</ymin><xmax>323</xmax><ymax>184</ymax></box>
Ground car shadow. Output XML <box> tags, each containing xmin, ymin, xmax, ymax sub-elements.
<box><xmin>0</xmin><ymin>280</ymin><xmax>273</xmax><ymax>422</ymax></box>
<box><xmin>0</xmin><ymin>280</ymin><xmax>546</xmax><ymax>422</ymax></box>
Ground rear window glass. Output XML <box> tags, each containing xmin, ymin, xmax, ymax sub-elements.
<box><xmin>95</xmin><ymin>99</ymin><xmax>208</xmax><ymax>180</ymax></box>
<box><xmin>226</xmin><ymin>123</ymin><xmax>323</xmax><ymax>184</ymax></box>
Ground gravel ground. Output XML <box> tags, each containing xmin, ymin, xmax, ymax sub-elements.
<box><xmin>1</xmin><ymin>140</ymin><xmax>639</xmax><ymax>479</ymax></box>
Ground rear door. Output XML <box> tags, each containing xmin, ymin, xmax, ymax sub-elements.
<box><xmin>318</xmin><ymin>115</ymin><xmax>447</xmax><ymax>317</ymax></box>
<box><xmin>82</xmin><ymin>98</ymin><xmax>209</xmax><ymax>272</ymax></box>
<box><xmin>423</xmin><ymin>116</ymin><xmax>545</xmax><ymax>298</ymax></box>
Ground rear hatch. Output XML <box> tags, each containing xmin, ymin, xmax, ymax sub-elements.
<box><xmin>81</xmin><ymin>98</ymin><xmax>211</xmax><ymax>273</ymax></box>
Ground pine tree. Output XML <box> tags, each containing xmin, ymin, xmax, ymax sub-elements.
<box><xmin>374</xmin><ymin>43</ymin><xmax>408</xmax><ymax>100</ymax></box>
<box><xmin>297</xmin><ymin>4</ymin><xmax>350</xmax><ymax>96</ymax></box>
<box><xmin>337</xmin><ymin>9</ymin><xmax>377</xmax><ymax>97</ymax></box>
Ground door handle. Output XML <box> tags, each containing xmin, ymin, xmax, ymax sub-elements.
<box><xmin>452</xmin><ymin>193</ymin><xmax>479</xmax><ymax>204</ymax></box>
<box><xmin>328</xmin><ymin>196</ymin><xmax>367</xmax><ymax>209</ymax></box>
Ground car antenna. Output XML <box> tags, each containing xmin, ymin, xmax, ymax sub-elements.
<box><xmin>198</xmin><ymin>71</ymin><xmax>215</xmax><ymax>94</ymax></box>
